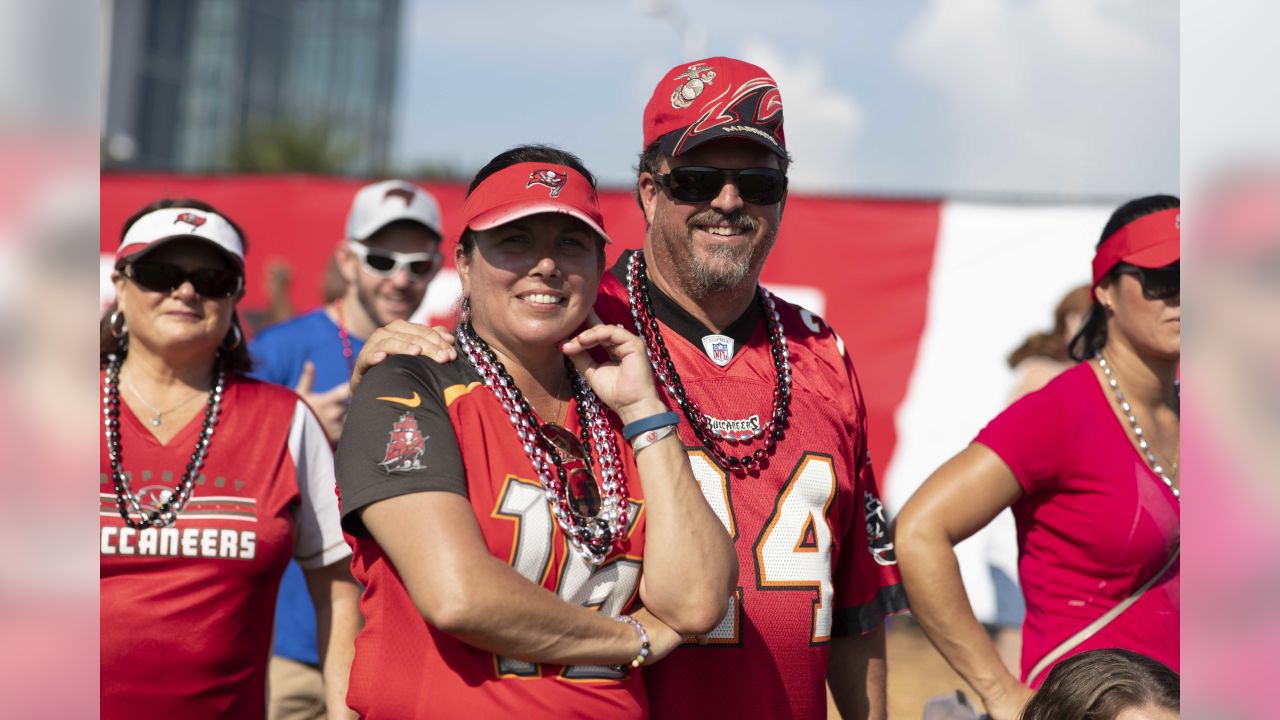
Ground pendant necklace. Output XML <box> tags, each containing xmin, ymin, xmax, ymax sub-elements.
<box><xmin>104</xmin><ymin>354</ymin><xmax>226</xmax><ymax>528</ymax></box>
<box><xmin>120</xmin><ymin>371</ymin><xmax>207</xmax><ymax>427</ymax></box>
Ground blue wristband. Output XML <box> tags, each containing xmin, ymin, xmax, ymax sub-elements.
<box><xmin>622</xmin><ymin>411</ymin><xmax>681</xmax><ymax>441</ymax></box>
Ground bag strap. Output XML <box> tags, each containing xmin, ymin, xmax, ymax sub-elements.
<box><xmin>1026</xmin><ymin>544</ymin><xmax>1180</xmax><ymax>686</ymax></box>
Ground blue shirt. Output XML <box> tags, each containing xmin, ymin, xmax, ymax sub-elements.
<box><xmin>250</xmin><ymin>307</ymin><xmax>364</xmax><ymax>666</ymax></box>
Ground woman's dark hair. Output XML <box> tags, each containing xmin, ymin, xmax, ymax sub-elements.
<box><xmin>1009</xmin><ymin>284</ymin><xmax>1093</xmax><ymax>367</ymax></box>
<box><xmin>459</xmin><ymin>144</ymin><xmax>603</xmax><ymax>262</ymax></box>
<box><xmin>1068</xmin><ymin>194</ymin><xmax>1180</xmax><ymax>361</ymax></box>
<box><xmin>101</xmin><ymin>198</ymin><xmax>253</xmax><ymax>373</ymax></box>
<box><xmin>1020</xmin><ymin>649</ymin><xmax>1179</xmax><ymax>720</ymax></box>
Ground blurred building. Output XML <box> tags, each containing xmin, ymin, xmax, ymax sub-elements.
<box><xmin>102</xmin><ymin>0</ymin><xmax>400</xmax><ymax>174</ymax></box>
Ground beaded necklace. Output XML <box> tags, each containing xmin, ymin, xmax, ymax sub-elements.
<box><xmin>456</xmin><ymin>321</ymin><xmax>629</xmax><ymax>565</ymax></box>
<box><xmin>334</xmin><ymin>298</ymin><xmax>355</xmax><ymax>377</ymax></box>
<box><xmin>625</xmin><ymin>251</ymin><xmax>792</xmax><ymax>474</ymax></box>
<box><xmin>1096</xmin><ymin>353</ymin><xmax>1180</xmax><ymax>500</ymax></box>
<box><xmin>103</xmin><ymin>353</ymin><xmax>226</xmax><ymax>528</ymax></box>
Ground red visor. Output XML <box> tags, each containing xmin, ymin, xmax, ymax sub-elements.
<box><xmin>1091</xmin><ymin>208</ymin><xmax>1180</xmax><ymax>289</ymax></box>
<box><xmin>458</xmin><ymin>162</ymin><xmax>611</xmax><ymax>244</ymax></box>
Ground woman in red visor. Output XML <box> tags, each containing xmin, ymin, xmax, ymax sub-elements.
<box><xmin>897</xmin><ymin>195</ymin><xmax>1180</xmax><ymax>720</ymax></box>
<box><xmin>332</xmin><ymin>145</ymin><xmax>736</xmax><ymax>719</ymax></box>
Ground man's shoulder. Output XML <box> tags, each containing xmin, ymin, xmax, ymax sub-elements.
<box><xmin>767</xmin><ymin>292</ymin><xmax>850</xmax><ymax>360</ymax></box>
<box><xmin>252</xmin><ymin>308</ymin><xmax>334</xmax><ymax>347</ymax></box>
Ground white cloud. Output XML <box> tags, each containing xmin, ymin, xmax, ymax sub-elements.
<box><xmin>900</xmin><ymin>0</ymin><xmax>1177</xmax><ymax>196</ymax></box>
<box><xmin>740</xmin><ymin>40</ymin><xmax>865</xmax><ymax>191</ymax></box>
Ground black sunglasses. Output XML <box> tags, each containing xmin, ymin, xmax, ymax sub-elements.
<box><xmin>125</xmin><ymin>261</ymin><xmax>243</xmax><ymax>299</ymax></box>
<box><xmin>655</xmin><ymin>166</ymin><xmax>788</xmax><ymax>205</ymax></box>
<box><xmin>1115</xmin><ymin>262</ymin><xmax>1179</xmax><ymax>300</ymax></box>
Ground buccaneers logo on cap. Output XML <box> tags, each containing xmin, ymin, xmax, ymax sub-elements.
<box><xmin>384</xmin><ymin>187</ymin><xmax>416</xmax><ymax>206</ymax></box>
<box><xmin>174</xmin><ymin>212</ymin><xmax>206</xmax><ymax>230</ymax></box>
<box><xmin>671</xmin><ymin>63</ymin><xmax>716</xmax><ymax>109</ymax></box>
<box><xmin>526</xmin><ymin>169</ymin><xmax>568</xmax><ymax>198</ymax></box>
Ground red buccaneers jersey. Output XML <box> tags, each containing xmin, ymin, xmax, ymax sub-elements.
<box><xmin>598</xmin><ymin>259</ymin><xmax>907</xmax><ymax>720</ymax></box>
<box><xmin>336</xmin><ymin>356</ymin><xmax>649</xmax><ymax>720</ymax></box>
<box><xmin>99</xmin><ymin>374</ymin><xmax>349</xmax><ymax>720</ymax></box>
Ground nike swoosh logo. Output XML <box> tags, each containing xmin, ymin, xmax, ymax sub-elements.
<box><xmin>376</xmin><ymin>392</ymin><xmax>421</xmax><ymax>408</ymax></box>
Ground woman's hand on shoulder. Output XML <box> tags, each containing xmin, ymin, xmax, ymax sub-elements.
<box><xmin>351</xmin><ymin>321</ymin><xmax>456</xmax><ymax>390</ymax></box>
<box><xmin>561</xmin><ymin>316</ymin><xmax>665</xmax><ymax>424</ymax></box>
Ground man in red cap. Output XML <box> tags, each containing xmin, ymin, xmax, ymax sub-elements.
<box><xmin>351</xmin><ymin>57</ymin><xmax>905</xmax><ymax>720</ymax></box>
<box><xmin>600</xmin><ymin>55</ymin><xmax>905</xmax><ymax>720</ymax></box>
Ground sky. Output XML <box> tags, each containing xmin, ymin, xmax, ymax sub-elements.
<box><xmin>392</xmin><ymin>0</ymin><xmax>1178</xmax><ymax>200</ymax></box>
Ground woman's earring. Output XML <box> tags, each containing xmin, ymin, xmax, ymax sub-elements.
<box><xmin>220</xmin><ymin>324</ymin><xmax>243</xmax><ymax>351</ymax></box>
<box><xmin>109</xmin><ymin>309</ymin><xmax>128</xmax><ymax>338</ymax></box>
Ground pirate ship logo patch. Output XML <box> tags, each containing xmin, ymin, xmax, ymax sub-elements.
<box><xmin>864</xmin><ymin>492</ymin><xmax>897</xmax><ymax>566</ymax></box>
<box><xmin>671</xmin><ymin>63</ymin><xmax>716</xmax><ymax>109</ymax></box>
<box><xmin>380</xmin><ymin>412</ymin><xmax>428</xmax><ymax>472</ymax></box>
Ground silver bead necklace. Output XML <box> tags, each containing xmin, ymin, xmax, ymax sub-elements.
<box><xmin>1096</xmin><ymin>353</ymin><xmax>1180</xmax><ymax>501</ymax></box>
<box><xmin>456</xmin><ymin>322</ymin><xmax>629</xmax><ymax>565</ymax></box>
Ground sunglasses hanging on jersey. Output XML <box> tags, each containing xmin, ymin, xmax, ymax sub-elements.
<box><xmin>347</xmin><ymin>241</ymin><xmax>441</xmax><ymax>280</ymax></box>
<box><xmin>1115</xmin><ymin>262</ymin><xmax>1180</xmax><ymax>300</ymax></box>
<box><xmin>655</xmin><ymin>166</ymin><xmax>788</xmax><ymax>205</ymax></box>
<box><xmin>124</xmin><ymin>261</ymin><xmax>244</xmax><ymax>299</ymax></box>
<box><xmin>539</xmin><ymin>423</ymin><xmax>603</xmax><ymax>519</ymax></box>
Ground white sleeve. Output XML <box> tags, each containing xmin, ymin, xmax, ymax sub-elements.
<box><xmin>287</xmin><ymin>399</ymin><xmax>352</xmax><ymax>568</ymax></box>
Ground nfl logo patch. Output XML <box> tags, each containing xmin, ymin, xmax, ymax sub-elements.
<box><xmin>701</xmin><ymin>334</ymin><xmax>734</xmax><ymax>367</ymax></box>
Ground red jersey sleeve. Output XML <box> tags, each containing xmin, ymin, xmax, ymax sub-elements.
<box><xmin>831</xmin><ymin>337</ymin><xmax>908</xmax><ymax>635</ymax></box>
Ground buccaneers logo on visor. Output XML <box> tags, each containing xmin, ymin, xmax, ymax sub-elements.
<box><xmin>526</xmin><ymin>169</ymin><xmax>568</xmax><ymax>198</ymax></box>
<box><xmin>174</xmin><ymin>212</ymin><xmax>207</xmax><ymax>230</ymax></box>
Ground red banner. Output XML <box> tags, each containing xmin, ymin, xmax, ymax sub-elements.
<box><xmin>101</xmin><ymin>173</ymin><xmax>941</xmax><ymax>481</ymax></box>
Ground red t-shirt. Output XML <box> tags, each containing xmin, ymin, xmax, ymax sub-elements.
<box><xmin>336</xmin><ymin>356</ymin><xmax>648</xmax><ymax>720</ymax></box>
<box><xmin>100</xmin><ymin>374</ymin><xmax>349</xmax><ymax>720</ymax></box>
<box><xmin>598</xmin><ymin>264</ymin><xmax>906</xmax><ymax>720</ymax></box>
<box><xmin>974</xmin><ymin>362</ymin><xmax>1180</xmax><ymax>686</ymax></box>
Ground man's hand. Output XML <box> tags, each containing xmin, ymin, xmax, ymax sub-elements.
<box><xmin>350</xmin><ymin>320</ymin><xmax>456</xmax><ymax>391</ymax></box>
<box><xmin>294</xmin><ymin>361</ymin><xmax>351</xmax><ymax>443</ymax></box>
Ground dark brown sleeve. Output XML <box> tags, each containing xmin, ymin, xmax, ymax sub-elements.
<box><xmin>334</xmin><ymin>355</ymin><xmax>467</xmax><ymax>536</ymax></box>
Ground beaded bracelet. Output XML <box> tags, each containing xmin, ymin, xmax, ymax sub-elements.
<box><xmin>630</xmin><ymin>424</ymin><xmax>676</xmax><ymax>454</ymax></box>
<box><xmin>622</xmin><ymin>411</ymin><xmax>680</xmax><ymax>442</ymax></box>
<box><xmin>614</xmin><ymin>614</ymin><xmax>651</xmax><ymax>672</ymax></box>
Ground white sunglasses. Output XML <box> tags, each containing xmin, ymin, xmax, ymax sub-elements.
<box><xmin>348</xmin><ymin>241</ymin><xmax>441</xmax><ymax>280</ymax></box>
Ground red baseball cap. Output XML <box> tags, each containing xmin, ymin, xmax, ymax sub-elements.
<box><xmin>1091</xmin><ymin>208</ymin><xmax>1180</xmax><ymax>289</ymax></box>
<box><xmin>642</xmin><ymin>56</ymin><xmax>786</xmax><ymax>159</ymax></box>
<box><xmin>458</xmin><ymin>162</ymin><xmax>611</xmax><ymax>243</ymax></box>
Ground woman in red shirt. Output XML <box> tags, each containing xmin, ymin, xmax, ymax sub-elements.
<box><xmin>99</xmin><ymin>200</ymin><xmax>361</xmax><ymax>719</ymax></box>
<box><xmin>897</xmin><ymin>195</ymin><xmax>1180</xmax><ymax>720</ymax></box>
